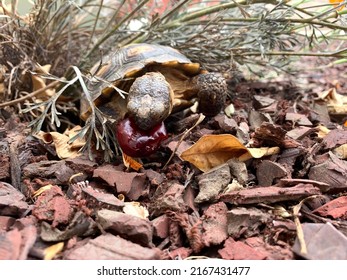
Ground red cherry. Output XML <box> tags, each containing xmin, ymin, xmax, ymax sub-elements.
<box><xmin>116</xmin><ymin>117</ymin><xmax>168</xmax><ymax>157</ymax></box>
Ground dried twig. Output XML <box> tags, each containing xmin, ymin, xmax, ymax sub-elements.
<box><xmin>0</xmin><ymin>80</ymin><xmax>60</xmax><ymax>108</ymax></box>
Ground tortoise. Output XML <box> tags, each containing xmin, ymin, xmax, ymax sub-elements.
<box><xmin>81</xmin><ymin>43</ymin><xmax>227</xmax><ymax>131</ymax></box>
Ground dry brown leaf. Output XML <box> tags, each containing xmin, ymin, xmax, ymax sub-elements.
<box><xmin>43</xmin><ymin>242</ymin><xmax>64</xmax><ymax>260</ymax></box>
<box><xmin>181</xmin><ymin>134</ymin><xmax>281</xmax><ymax>172</ymax></box>
<box><xmin>317</xmin><ymin>124</ymin><xmax>331</xmax><ymax>138</ymax></box>
<box><xmin>31</xmin><ymin>64</ymin><xmax>55</xmax><ymax>99</ymax></box>
<box><xmin>122</xmin><ymin>153</ymin><xmax>143</xmax><ymax>171</ymax></box>
<box><xmin>333</xmin><ymin>143</ymin><xmax>347</xmax><ymax>159</ymax></box>
<box><xmin>316</xmin><ymin>88</ymin><xmax>347</xmax><ymax>114</ymax></box>
<box><xmin>240</xmin><ymin>147</ymin><xmax>280</xmax><ymax>161</ymax></box>
<box><xmin>35</xmin><ymin>126</ymin><xmax>85</xmax><ymax>159</ymax></box>
<box><xmin>180</xmin><ymin>134</ymin><xmax>251</xmax><ymax>172</ymax></box>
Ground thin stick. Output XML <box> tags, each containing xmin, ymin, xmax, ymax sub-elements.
<box><xmin>163</xmin><ymin>113</ymin><xmax>205</xmax><ymax>169</ymax></box>
<box><xmin>0</xmin><ymin>80</ymin><xmax>60</xmax><ymax>108</ymax></box>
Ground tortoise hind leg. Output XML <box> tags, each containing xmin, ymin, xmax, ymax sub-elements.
<box><xmin>193</xmin><ymin>73</ymin><xmax>227</xmax><ymax>116</ymax></box>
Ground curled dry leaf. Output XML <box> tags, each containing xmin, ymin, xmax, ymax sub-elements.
<box><xmin>180</xmin><ymin>134</ymin><xmax>279</xmax><ymax>172</ymax></box>
<box><xmin>122</xmin><ymin>153</ymin><xmax>143</xmax><ymax>171</ymax></box>
<box><xmin>31</xmin><ymin>64</ymin><xmax>55</xmax><ymax>99</ymax></box>
<box><xmin>316</xmin><ymin>88</ymin><xmax>347</xmax><ymax>114</ymax></box>
<box><xmin>240</xmin><ymin>147</ymin><xmax>280</xmax><ymax>161</ymax></box>
<box><xmin>180</xmin><ymin>134</ymin><xmax>250</xmax><ymax>172</ymax></box>
<box><xmin>35</xmin><ymin>126</ymin><xmax>85</xmax><ymax>159</ymax></box>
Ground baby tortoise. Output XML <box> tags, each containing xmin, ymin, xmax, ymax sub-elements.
<box><xmin>81</xmin><ymin>43</ymin><xmax>227</xmax><ymax>131</ymax></box>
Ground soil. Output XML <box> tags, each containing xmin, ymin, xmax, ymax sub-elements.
<box><xmin>0</xmin><ymin>55</ymin><xmax>347</xmax><ymax>260</ymax></box>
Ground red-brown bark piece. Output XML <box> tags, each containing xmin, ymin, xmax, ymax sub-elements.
<box><xmin>218</xmin><ymin>237</ymin><xmax>267</xmax><ymax>260</ymax></box>
<box><xmin>292</xmin><ymin>223</ymin><xmax>347</xmax><ymax>260</ymax></box>
<box><xmin>96</xmin><ymin>209</ymin><xmax>153</xmax><ymax>246</ymax></box>
<box><xmin>0</xmin><ymin>154</ymin><xmax>10</xmax><ymax>180</ymax></box>
<box><xmin>82</xmin><ymin>186</ymin><xmax>124</xmax><ymax>209</ymax></box>
<box><xmin>226</xmin><ymin>207</ymin><xmax>272</xmax><ymax>238</ymax></box>
<box><xmin>214</xmin><ymin>114</ymin><xmax>238</xmax><ymax>132</ymax></box>
<box><xmin>257</xmin><ymin>160</ymin><xmax>287</xmax><ymax>186</ymax></box>
<box><xmin>93</xmin><ymin>165</ymin><xmax>146</xmax><ymax>200</ymax></box>
<box><xmin>248</xmin><ymin>110</ymin><xmax>272</xmax><ymax>130</ymax></box>
<box><xmin>66</xmin><ymin>155</ymin><xmax>98</xmax><ymax>176</ymax></box>
<box><xmin>244</xmin><ymin>237</ymin><xmax>294</xmax><ymax>260</ymax></box>
<box><xmin>202</xmin><ymin>202</ymin><xmax>228</xmax><ymax>246</ymax></box>
<box><xmin>195</xmin><ymin>163</ymin><xmax>231</xmax><ymax>203</ymax></box>
<box><xmin>32</xmin><ymin>185</ymin><xmax>73</xmax><ymax>227</ymax></box>
<box><xmin>64</xmin><ymin>233</ymin><xmax>161</xmax><ymax>260</ymax></box>
<box><xmin>278</xmin><ymin>178</ymin><xmax>330</xmax><ymax>189</ymax></box>
<box><xmin>144</xmin><ymin>169</ymin><xmax>166</xmax><ymax>186</ymax></box>
<box><xmin>23</xmin><ymin>160</ymin><xmax>75</xmax><ymax>185</ymax></box>
<box><xmin>0</xmin><ymin>182</ymin><xmax>29</xmax><ymax>216</ymax></box>
<box><xmin>308</xmin><ymin>152</ymin><xmax>347</xmax><ymax>193</ymax></box>
<box><xmin>252</xmin><ymin>122</ymin><xmax>287</xmax><ymax>147</ymax></box>
<box><xmin>313</xmin><ymin>196</ymin><xmax>347</xmax><ymax>219</ymax></box>
<box><xmin>164</xmin><ymin>247</ymin><xmax>192</xmax><ymax>260</ymax></box>
<box><xmin>219</xmin><ymin>184</ymin><xmax>321</xmax><ymax>205</ymax></box>
<box><xmin>152</xmin><ymin>214</ymin><xmax>170</xmax><ymax>239</ymax></box>
<box><xmin>40</xmin><ymin>212</ymin><xmax>96</xmax><ymax>242</ymax></box>
<box><xmin>0</xmin><ymin>221</ymin><xmax>37</xmax><ymax>260</ymax></box>
<box><xmin>0</xmin><ymin>216</ymin><xmax>15</xmax><ymax>233</ymax></box>
<box><xmin>253</xmin><ymin>95</ymin><xmax>276</xmax><ymax>109</ymax></box>
<box><xmin>149</xmin><ymin>182</ymin><xmax>187</xmax><ymax>216</ymax></box>
<box><xmin>0</xmin><ymin>228</ymin><xmax>21</xmax><ymax>259</ymax></box>
<box><xmin>286</xmin><ymin>126</ymin><xmax>316</xmax><ymax>140</ymax></box>
<box><xmin>285</xmin><ymin>112</ymin><xmax>312</xmax><ymax>126</ymax></box>
<box><xmin>322</xmin><ymin>129</ymin><xmax>347</xmax><ymax>149</ymax></box>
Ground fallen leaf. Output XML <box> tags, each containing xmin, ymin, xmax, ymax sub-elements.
<box><xmin>31</xmin><ymin>64</ymin><xmax>54</xmax><ymax>99</ymax></box>
<box><xmin>122</xmin><ymin>153</ymin><xmax>143</xmax><ymax>171</ymax></box>
<box><xmin>44</xmin><ymin>242</ymin><xmax>64</xmax><ymax>260</ymax></box>
<box><xmin>35</xmin><ymin>126</ymin><xmax>85</xmax><ymax>159</ymax></box>
<box><xmin>241</xmin><ymin>147</ymin><xmax>280</xmax><ymax>161</ymax></box>
<box><xmin>317</xmin><ymin>124</ymin><xmax>330</xmax><ymax>138</ymax></box>
<box><xmin>333</xmin><ymin>143</ymin><xmax>347</xmax><ymax>159</ymax></box>
<box><xmin>180</xmin><ymin>134</ymin><xmax>250</xmax><ymax>172</ymax></box>
<box><xmin>181</xmin><ymin>134</ymin><xmax>279</xmax><ymax>172</ymax></box>
<box><xmin>316</xmin><ymin>88</ymin><xmax>347</xmax><ymax>114</ymax></box>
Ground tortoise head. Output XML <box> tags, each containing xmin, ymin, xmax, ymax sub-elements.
<box><xmin>127</xmin><ymin>72</ymin><xmax>173</xmax><ymax>131</ymax></box>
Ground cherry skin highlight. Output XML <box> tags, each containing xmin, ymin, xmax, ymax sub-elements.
<box><xmin>116</xmin><ymin>117</ymin><xmax>168</xmax><ymax>157</ymax></box>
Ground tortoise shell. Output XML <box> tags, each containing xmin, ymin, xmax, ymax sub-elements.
<box><xmin>81</xmin><ymin>43</ymin><xmax>204</xmax><ymax>122</ymax></box>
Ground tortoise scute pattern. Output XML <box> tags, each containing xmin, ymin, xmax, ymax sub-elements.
<box><xmin>127</xmin><ymin>72</ymin><xmax>172</xmax><ymax>131</ymax></box>
<box><xmin>197</xmin><ymin>73</ymin><xmax>227</xmax><ymax>116</ymax></box>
